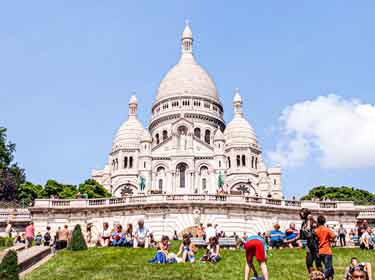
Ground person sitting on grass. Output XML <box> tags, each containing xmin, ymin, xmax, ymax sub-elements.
<box><xmin>360</xmin><ymin>227</ymin><xmax>374</xmax><ymax>250</ymax></box>
<box><xmin>268</xmin><ymin>223</ymin><xmax>285</xmax><ymax>249</ymax></box>
<box><xmin>134</xmin><ymin>219</ymin><xmax>150</xmax><ymax>248</ymax></box>
<box><xmin>201</xmin><ymin>236</ymin><xmax>221</xmax><ymax>263</ymax></box>
<box><xmin>176</xmin><ymin>234</ymin><xmax>197</xmax><ymax>263</ymax></box>
<box><xmin>344</xmin><ymin>257</ymin><xmax>372</xmax><ymax>280</ymax></box>
<box><xmin>99</xmin><ymin>222</ymin><xmax>111</xmax><ymax>247</ymax></box>
<box><xmin>285</xmin><ymin>223</ymin><xmax>302</xmax><ymax>248</ymax></box>
<box><xmin>149</xmin><ymin>235</ymin><xmax>176</xmax><ymax>264</ymax></box>
<box><xmin>244</xmin><ymin>234</ymin><xmax>269</xmax><ymax>280</ymax></box>
<box><xmin>112</xmin><ymin>224</ymin><xmax>125</xmax><ymax>247</ymax></box>
<box><xmin>124</xmin><ymin>223</ymin><xmax>133</xmax><ymax>247</ymax></box>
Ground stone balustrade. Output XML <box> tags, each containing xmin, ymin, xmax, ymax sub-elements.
<box><xmin>30</xmin><ymin>195</ymin><xmax>364</xmax><ymax>211</ymax></box>
<box><xmin>0</xmin><ymin>208</ymin><xmax>31</xmax><ymax>222</ymax></box>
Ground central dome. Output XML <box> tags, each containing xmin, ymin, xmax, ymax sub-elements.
<box><xmin>155</xmin><ymin>22</ymin><xmax>220</xmax><ymax>103</ymax></box>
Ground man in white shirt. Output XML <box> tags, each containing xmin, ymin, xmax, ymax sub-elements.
<box><xmin>134</xmin><ymin>219</ymin><xmax>150</xmax><ymax>248</ymax></box>
<box><xmin>205</xmin><ymin>223</ymin><xmax>217</xmax><ymax>242</ymax></box>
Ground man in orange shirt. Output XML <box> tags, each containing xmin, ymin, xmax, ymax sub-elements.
<box><xmin>315</xmin><ymin>215</ymin><xmax>336</xmax><ymax>280</ymax></box>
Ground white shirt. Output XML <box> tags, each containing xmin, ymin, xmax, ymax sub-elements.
<box><xmin>205</xmin><ymin>227</ymin><xmax>217</xmax><ymax>240</ymax></box>
<box><xmin>102</xmin><ymin>228</ymin><xmax>111</xmax><ymax>238</ymax></box>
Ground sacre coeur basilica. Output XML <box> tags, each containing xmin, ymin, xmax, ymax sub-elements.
<box><xmin>91</xmin><ymin>22</ymin><xmax>282</xmax><ymax>199</ymax></box>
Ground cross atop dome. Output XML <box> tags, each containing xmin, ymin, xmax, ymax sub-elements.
<box><xmin>181</xmin><ymin>20</ymin><xmax>193</xmax><ymax>54</ymax></box>
<box><xmin>233</xmin><ymin>88</ymin><xmax>243</xmax><ymax>117</ymax></box>
<box><xmin>129</xmin><ymin>94</ymin><xmax>138</xmax><ymax>117</ymax></box>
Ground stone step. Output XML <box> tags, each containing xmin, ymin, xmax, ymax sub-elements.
<box><xmin>17</xmin><ymin>246</ymin><xmax>51</xmax><ymax>272</ymax></box>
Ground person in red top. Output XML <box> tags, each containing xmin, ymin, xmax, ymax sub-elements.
<box><xmin>315</xmin><ymin>215</ymin><xmax>336</xmax><ymax>280</ymax></box>
<box><xmin>25</xmin><ymin>221</ymin><xmax>35</xmax><ymax>248</ymax></box>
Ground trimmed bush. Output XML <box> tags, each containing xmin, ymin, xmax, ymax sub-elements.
<box><xmin>0</xmin><ymin>237</ymin><xmax>14</xmax><ymax>248</ymax></box>
<box><xmin>0</xmin><ymin>250</ymin><xmax>19</xmax><ymax>280</ymax></box>
<box><xmin>68</xmin><ymin>224</ymin><xmax>87</xmax><ymax>251</ymax></box>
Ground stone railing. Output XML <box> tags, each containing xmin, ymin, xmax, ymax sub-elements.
<box><xmin>0</xmin><ymin>208</ymin><xmax>31</xmax><ymax>222</ymax></box>
<box><xmin>31</xmin><ymin>195</ymin><xmax>363</xmax><ymax>211</ymax></box>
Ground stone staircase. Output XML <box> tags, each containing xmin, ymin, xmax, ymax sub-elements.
<box><xmin>0</xmin><ymin>244</ymin><xmax>51</xmax><ymax>273</ymax></box>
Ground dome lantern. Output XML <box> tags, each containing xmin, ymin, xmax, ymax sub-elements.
<box><xmin>181</xmin><ymin>20</ymin><xmax>193</xmax><ymax>54</ymax></box>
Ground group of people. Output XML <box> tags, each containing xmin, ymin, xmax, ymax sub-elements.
<box><xmin>299</xmin><ymin>209</ymin><xmax>372</xmax><ymax>280</ymax></box>
<box><xmin>10</xmin><ymin>222</ymin><xmax>71</xmax><ymax>251</ymax></box>
<box><xmin>347</xmin><ymin>220</ymin><xmax>375</xmax><ymax>250</ymax></box>
<box><xmin>148</xmin><ymin>234</ymin><xmax>221</xmax><ymax>264</ymax></box>
<box><xmin>97</xmin><ymin>219</ymin><xmax>153</xmax><ymax>248</ymax></box>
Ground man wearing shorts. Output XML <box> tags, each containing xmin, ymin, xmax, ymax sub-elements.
<box><xmin>244</xmin><ymin>235</ymin><xmax>269</xmax><ymax>280</ymax></box>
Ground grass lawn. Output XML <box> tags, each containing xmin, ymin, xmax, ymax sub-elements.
<box><xmin>24</xmin><ymin>242</ymin><xmax>375</xmax><ymax>280</ymax></box>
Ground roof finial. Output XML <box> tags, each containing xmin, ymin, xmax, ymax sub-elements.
<box><xmin>129</xmin><ymin>93</ymin><xmax>138</xmax><ymax>116</ymax></box>
<box><xmin>181</xmin><ymin>20</ymin><xmax>193</xmax><ymax>54</ymax></box>
<box><xmin>233</xmin><ymin>88</ymin><xmax>243</xmax><ymax>117</ymax></box>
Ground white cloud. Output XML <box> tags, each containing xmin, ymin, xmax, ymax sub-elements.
<box><xmin>268</xmin><ymin>94</ymin><xmax>375</xmax><ymax>168</ymax></box>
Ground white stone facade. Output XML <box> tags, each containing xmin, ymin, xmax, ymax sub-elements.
<box><xmin>92</xmin><ymin>22</ymin><xmax>282</xmax><ymax>199</ymax></box>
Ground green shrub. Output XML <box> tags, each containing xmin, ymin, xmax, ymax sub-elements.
<box><xmin>0</xmin><ymin>237</ymin><xmax>14</xmax><ymax>248</ymax></box>
<box><xmin>0</xmin><ymin>250</ymin><xmax>19</xmax><ymax>280</ymax></box>
<box><xmin>68</xmin><ymin>224</ymin><xmax>87</xmax><ymax>251</ymax></box>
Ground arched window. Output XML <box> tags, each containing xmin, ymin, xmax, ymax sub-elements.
<box><xmin>177</xmin><ymin>163</ymin><xmax>188</xmax><ymax>188</ymax></box>
<box><xmin>219</xmin><ymin>160</ymin><xmax>221</xmax><ymax>168</ymax></box>
<box><xmin>115</xmin><ymin>158</ymin><xmax>119</xmax><ymax>170</ymax></box>
<box><xmin>162</xmin><ymin>130</ymin><xmax>168</xmax><ymax>141</ymax></box>
<box><xmin>251</xmin><ymin>156</ymin><xmax>254</xmax><ymax>168</ymax></box>
<box><xmin>200</xmin><ymin>166</ymin><xmax>208</xmax><ymax>176</ymax></box>
<box><xmin>255</xmin><ymin>157</ymin><xmax>258</xmax><ymax>169</ymax></box>
<box><xmin>242</xmin><ymin>155</ymin><xmax>246</xmax><ymax>167</ymax></box>
<box><xmin>204</xmin><ymin>130</ymin><xmax>211</xmax><ymax>144</ymax></box>
<box><xmin>236</xmin><ymin>155</ymin><xmax>241</xmax><ymax>167</ymax></box>
<box><xmin>194</xmin><ymin>127</ymin><xmax>201</xmax><ymax>139</ymax></box>
<box><xmin>124</xmin><ymin>157</ymin><xmax>128</xmax><ymax>169</ymax></box>
<box><xmin>112</xmin><ymin>160</ymin><xmax>116</xmax><ymax>170</ymax></box>
<box><xmin>274</xmin><ymin>179</ymin><xmax>277</xmax><ymax>185</ymax></box>
<box><xmin>129</xmin><ymin>157</ymin><xmax>133</xmax><ymax>169</ymax></box>
<box><xmin>155</xmin><ymin>134</ymin><xmax>160</xmax><ymax>145</ymax></box>
<box><xmin>227</xmin><ymin>157</ymin><xmax>231</xmax><ymax>168</ymax></box>
<box><xmin>144</xmin><ymin>162</ymin><xmax>146</xmax><ymax>169</ymax></box>
<box><xmin>156</xmin><ymin>166</ymin><xmax>165</xmax><ymax>175</ymax></box>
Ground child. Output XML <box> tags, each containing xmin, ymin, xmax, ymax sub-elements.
<box><xmin>176</xmin><ymin>234</ymin><xmax>197</xmax><ymax>263</ymax></box>
<box><xmin>315</xmin><ymin>215</ymin><xmax>336</xmax><ymax>280</ymax></box>
<box><xmin>344</xmin><ymin>257</ymin><xmax>372</xmax><ymax>280</ymax></box>
<box><xmin>244</xmin><ymin>235</ymin><xmax>269</xmax><ymax>280</ymax></box>
<box><xmin>149</xmin><ymin>235</ymin><xmax>175</xmax><ymax>264</ymax></box>
<box><xmin>201</xmin><ymin>236</ymin><xmax>221</xmax><ymax>263</ymax></box>
<box><xmin>35</xmin><ymin>232</ymin><xmax>43</xmax><ymax>246</ymax></box>
<box><xmin>309</xmin><ymin>270</ymin><xmax>325</xmax><ymax>280</ymax></box>
<box><xmin>111</xmin><ymin>224</ymin><xmax>125</xmax><ymax>247</ymax></box>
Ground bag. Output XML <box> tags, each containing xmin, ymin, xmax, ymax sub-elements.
<box><xmin>44</xmin><ymin>232</ymin><xmax>51</xmax><ymax>242</ymax></box>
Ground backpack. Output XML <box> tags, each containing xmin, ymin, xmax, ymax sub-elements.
<box><xmin>44</xmin><ymin>232</ymin><xmax>51</xmax><ymax>242</ymax></box>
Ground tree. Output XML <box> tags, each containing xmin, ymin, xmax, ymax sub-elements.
<box><xmin>16</xmin><ymin>182</ymin><xmax>44</xmax><ymax>205</ymax></box>
<box><xmin>0</xmin><ymin>250</ymin><xmax>19</xmax><ymax>280</ymax></box>
<box><xmin>44</xmin><ymin>180</ymin><xmax>78</xmax><ymax>199</ymax></box>
<box><xmin>0</xmin><ymin>127</ymin><xmax>25</xmax><ymax>202</ymax></box>
<box><xmin>68</xmin><ymin>224</ymin><xmax>87</xmax><ymax>251</ymax></box>
<box><xmin>78</xmin><ymin>179</ymin><xmax>110</xmax><ymax>198</ymax></box>
<box><xmin>302</xmin><ymin>186</ymin><xmax>375</xmax><ymax>205</ymax></box>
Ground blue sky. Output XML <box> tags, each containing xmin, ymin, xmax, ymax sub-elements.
<box><xmin>1</xmin><ymin>1</ymin><xmax>375</xmax><ymax>197</ymax></box>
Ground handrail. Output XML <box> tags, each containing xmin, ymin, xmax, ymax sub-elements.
<box><xmin>30</xmin><ymin>195</ymin><xmax>365</xmax><ymax>211</ymax></box>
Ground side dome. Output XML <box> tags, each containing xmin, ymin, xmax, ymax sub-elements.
<box><xmin>112</xmin><ymin>95</ymin><xmax>144</xmax><ymax>151</ymax></box>
<box><xmin>224</xmin><ymin>90</ymin><xmax>258</xmax><ymax>146</ymax></box>
<box><xmin>155</xmin><ymin>22</ymin><xmax>220</xmax><ymax>103</ymax></box>
<box><xmin>224</xmin><ymin>117</ymin><xmax>257</xmax><ymax>146</ymax></box>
